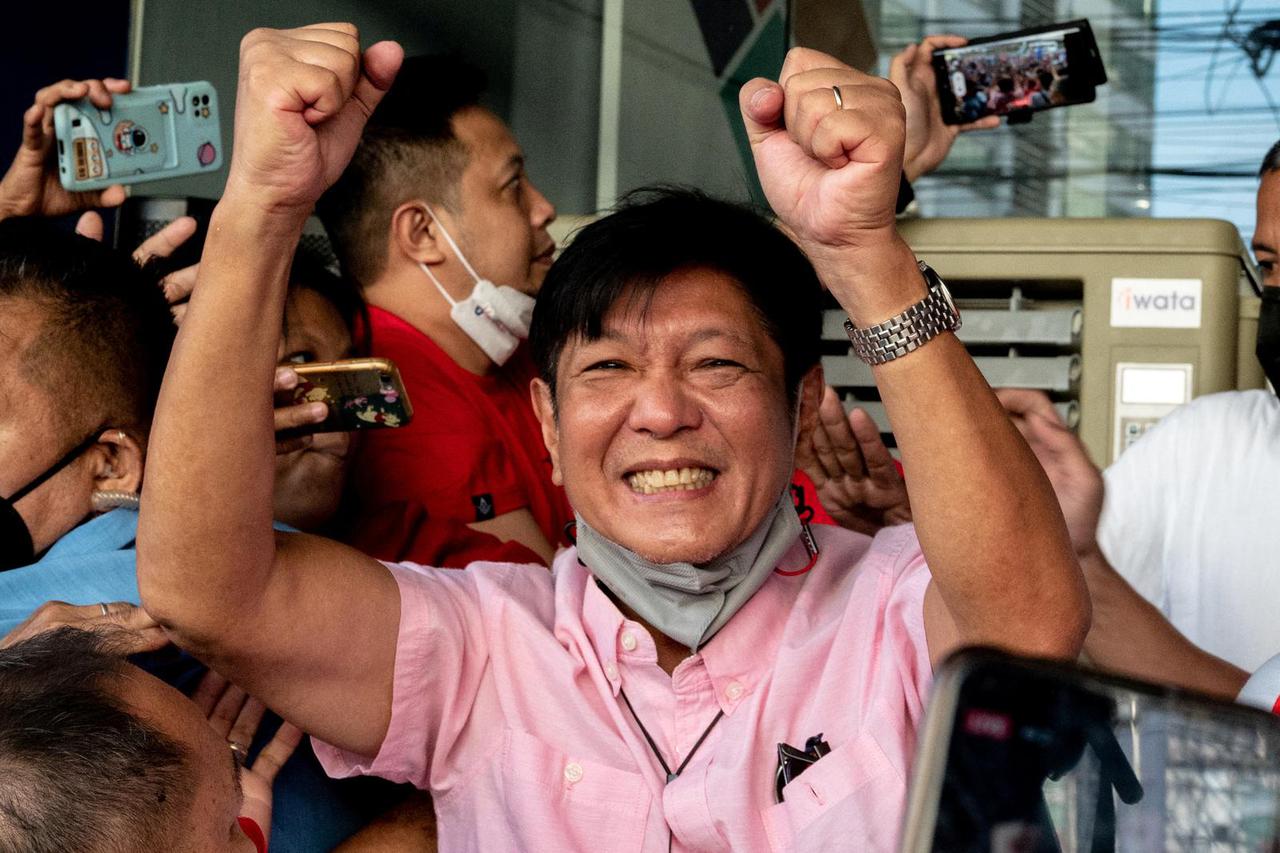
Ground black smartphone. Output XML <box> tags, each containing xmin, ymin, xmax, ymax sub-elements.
<box><xmin>933</xmin><ymin>20</ymin><xmax>1108</xmax><ymax>125</ymax></box>
<box><xmin>901</xmin><ymin>649</ymin><xmax>1280</xmax><ymax>852</ymax></box>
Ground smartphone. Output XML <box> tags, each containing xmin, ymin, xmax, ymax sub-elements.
<box><xmin>54</xmin><ymin>81</ymin><xmax>223</xmax><ymax>191</ymax></box>
<box><xmin>933</xmin><ymin>20</ymin><xmax>1108</xmax><ymax>126</ymax></box>
<box><xmin>282</xmin><ymin>358</ymin><xmax>414</xmax><ymax>434</ymax></box>
<box><xmin>901</xmin><ymin>648</ymin><xmax>1280</xmax><ymax>852</ymax></box>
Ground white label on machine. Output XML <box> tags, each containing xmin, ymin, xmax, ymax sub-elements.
<box><xmin>1112</xmin><ymin>362</ymin><xmax>1194</xmax><ymax>462</ymax></box>
<box><xmin>1109</xmin><ymin>278</ymin><xmax>1202</xmax><ymax>328</ymax></box>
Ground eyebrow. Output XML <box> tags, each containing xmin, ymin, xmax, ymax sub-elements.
<box><xmin>499</xmin><ymin>154</ymin><xmax>524</xmax><ymax>181</ymax></box>
<box><xmin>1253</xmin><ymin>240</ymin><xmax>1275</xmax><ymax>255</ymax></box>
<box><xmin>587</xmin><ymin>326</ymin><xmax>756</xmax><ymax>349</ymax></box>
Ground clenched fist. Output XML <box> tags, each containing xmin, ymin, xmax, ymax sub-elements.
<box><xmin>225</xmin><ymin>24</ymin><xmax>402</xmax><ymax>215</ymax></box>
<box><xmin>739</xmin><ymin>48</ymin><xmax>906</xmax><ymax>258</ymax></box>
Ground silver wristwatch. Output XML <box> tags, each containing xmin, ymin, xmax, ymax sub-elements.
<box><xmin>843</xmin><ymin>261</ymin><xmax>961</xmax><ymax>365</ymax></box>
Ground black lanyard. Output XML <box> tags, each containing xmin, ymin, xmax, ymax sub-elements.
<box><xmin>618</xmin><ymin>688</ymin><xmax>724</xmax><ymax>852</ymax></box>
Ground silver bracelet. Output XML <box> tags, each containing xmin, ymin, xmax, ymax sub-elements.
<box><xmin>842</xmin><ymin>261</ymin><xmax>961</xmax><ymax>366</ymax></box>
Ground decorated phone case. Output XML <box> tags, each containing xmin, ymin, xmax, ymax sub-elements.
<box><xmin>53</xmin><ymin>82</ymin><xmax>222</xmax><ymax>191</ymax></box>
<box><xmin>288</xmin><ymin>358</ymin><xmax>414</xmax><ymax>432</ymax></box>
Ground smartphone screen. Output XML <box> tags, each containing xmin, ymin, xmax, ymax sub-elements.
<box><xmin>933</xmin><ymin>20</ymin><xmax>1107</xmax><ymax>125</ymax></box>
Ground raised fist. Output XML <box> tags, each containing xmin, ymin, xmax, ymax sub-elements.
<box><xmin>739</xmin><ymin>48</ymin><xmax>906</xmax><ymax>257</ymax></box>
<box><xmin>225</xmin><ymin>24</ymin><xmax>402</xmax><ymax>215</ymax></box>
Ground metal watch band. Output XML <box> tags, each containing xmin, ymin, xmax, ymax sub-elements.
<box><xmin>842</xmin><ymin>260</ymin><xmax>962</xmax><ymax>366</ymax></box>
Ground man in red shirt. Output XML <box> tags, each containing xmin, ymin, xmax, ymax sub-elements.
<box><xmin>318</xmin><ymin>57</ymin><xmax>568</xmax><ymax>563</ymax></box>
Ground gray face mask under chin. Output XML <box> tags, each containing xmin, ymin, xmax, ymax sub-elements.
<box><xmin>574</xmin><ymin>489</ymin><xmax>804</xmax><ymax>652</ymax></box>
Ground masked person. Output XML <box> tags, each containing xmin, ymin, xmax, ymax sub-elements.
<box><xmin>1089</xmin><ymin>139</ymin><xmax>1280</xmax><ymax>673</ymax></box>
<box><xmin>137</xmin><ymin>27</ymin><xmax>1086</xmax><ymax>852</ymax></box>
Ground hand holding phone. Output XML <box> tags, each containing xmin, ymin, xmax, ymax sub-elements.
<box><xmin>53</xmin><ymin>81</ymin><xmax>223</xmax><ymax>191</ymax></box>
<box><xmin>0</xmin><ymin>78</ymin><xmax>132</xmax><ymax>221</ymax></box>
<box><xmin>275</xmin><ymin>358</ymin><xmax>413</xmax><ymax>437</ymax></box>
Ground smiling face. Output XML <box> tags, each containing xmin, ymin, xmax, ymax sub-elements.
<box><xmin>533</xmin><ymin>267</ymin><xmax>820</xmax><ymax>565</ymax></box>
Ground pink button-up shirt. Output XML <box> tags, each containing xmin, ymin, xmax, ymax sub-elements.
<box><xmin>315</xmin><ymin>523</ymin><xmax>934</xmax><ymax>851</ymax></box>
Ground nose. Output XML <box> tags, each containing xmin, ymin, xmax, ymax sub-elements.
<box><xmin>625</xmin><ymin>374</ymin><xmax>701</xmax><ymax>439</ymax></box>
<box><xmin>528</xmin><ymin>180</ymin><xmax>556</xmax><ymax>230</ymax></box>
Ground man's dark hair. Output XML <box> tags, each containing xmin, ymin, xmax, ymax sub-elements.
<box><xmin>0</xmin><ymin>218</ymin><xmax>175</xmax><ymax>436</ymax></box>
<box><xmin>317</xmin><ymin>55</ymin><xmax>487</xmax><ymax>286</ymax></box>
<box><xmin>1261</xmin><ymin>139</ymin><xmax>1280</xmax><ymax>177</ymax></box>
<box><xmin>0</xmin><ymin>628</ymin><xmax>190</xmax><ymax>852</ymax></box>
<box><xmin>529</xmin><ymin>186</ymin><xmax>824</xmax><ymax>409</ymax></box>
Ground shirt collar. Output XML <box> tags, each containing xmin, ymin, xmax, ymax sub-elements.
<box><xmin>39</xmin><ymin>508</ymin><xmax>139</xmax><ymax>561</ymax></box>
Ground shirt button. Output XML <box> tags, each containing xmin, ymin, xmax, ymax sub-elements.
<box><xmin>564</xmin><ymin>762</ymin><xmax>584</xmax><ymax>784</ymax></box>
<box><xmin>725</xmin><ymin>681</ymin><xmax>744</xmax><ymax>701</ymax></box>
<box><xmin>604</xmin><ymin>662</ymin><xmax>618</xmax><ymax>680</ymax></box>
<box><xmin>620</xmin><ymin>632</ymin><xmax>638</xmax><ymax>652</ymax></box>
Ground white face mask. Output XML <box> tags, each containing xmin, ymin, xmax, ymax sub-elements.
<box><xmin>419</xmin><ymin>206</ymin><xmax>536</xmax><ymax>367</ymax></box>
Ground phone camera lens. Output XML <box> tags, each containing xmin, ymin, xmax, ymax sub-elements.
<box><xmin>132</xmin><ymin>128</ymin><xmax>147</xmax><ymax>147</ymax></box>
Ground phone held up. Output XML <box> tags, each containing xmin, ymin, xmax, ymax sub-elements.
<box><xmin>280</xmin><ymin>358</ymin><xmax>414</xmax><ymax>436</ymax></box>
<box><xmin>53</xmin><ymin>82</ymin><xmax>223</xmax><ymax>191</ymax></box>
<box><xmin>933</xmin><ymin>20</ymin><xmax>1108</xmax><ymax>126</ymax></box>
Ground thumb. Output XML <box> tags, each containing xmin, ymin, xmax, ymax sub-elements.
<box><xmin>353</xmin><ymin>41</ymin><xmax>403</xmax><ymax>118</ymax></box>
<box><xmin>738</xmin><ymin>78</ymin><xmax>785</xmax><ymax>147</ymax></box>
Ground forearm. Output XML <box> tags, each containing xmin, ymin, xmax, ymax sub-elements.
<box><xmin>137</xmin><ymin>197</ymin><xmax>304</xmax><ymax>639</ymax></box>
<box><xmin>1081</xmin><ymin>549</ymin><xmax>1247</xmax><ymax>700</ymax></box>
<box><xmin>820</xmin><ymin>237</ymin><xmax>1088</xmax><ymax>657</ymax></box>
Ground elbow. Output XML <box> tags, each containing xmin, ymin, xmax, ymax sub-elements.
<box><xmin>1018</xmin><ymin>572</ymin><xmax>1092</xmax><ymax>661</ymax></box>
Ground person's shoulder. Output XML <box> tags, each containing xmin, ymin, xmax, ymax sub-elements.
<box><xmin>1168</xmin><ymin>389</ymin><xmax>1275</xmax><ymax>430</ymax></box>
<box><xmin>807</xmin><ymin>522</ymin><xmax>927</xmax><ymax>586</ymax></box>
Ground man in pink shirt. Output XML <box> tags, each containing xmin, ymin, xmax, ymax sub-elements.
<box><xmin>137</xmin><ymin>23</ymin><xmax>1088</xmax><ymax>852</ymax></box>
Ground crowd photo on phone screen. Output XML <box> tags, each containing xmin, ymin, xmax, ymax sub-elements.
<box><xmin>945</xmin><ymin>34</ymin><xmax>1075</xmax><ymax>123</ymax></box>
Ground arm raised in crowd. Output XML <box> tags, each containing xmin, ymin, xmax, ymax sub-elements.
<box><xmin>740</xmin><ymin>48</ymin><xmax>1088</xmax><ymax>662</ymax></box>
<box><xmin>137</xmin><ymin>24</ymin><xmax>405</xmax><ymax>757</ymax></box>
<box><xmin>997</xmin><ymin>389</ymin><xmax>1248</xmax><ymax>699</ymax></box>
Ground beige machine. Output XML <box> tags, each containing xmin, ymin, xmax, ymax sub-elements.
<box><xmin>821</xmin><ymin>218</ymin><xmax>1263</xmax><ymax>466</ymax></box>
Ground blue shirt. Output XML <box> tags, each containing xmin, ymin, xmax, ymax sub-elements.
<box><xmin>0</xmin><ymin>509</ymin><xmax>401</xmax><ymax>852</ymax></box>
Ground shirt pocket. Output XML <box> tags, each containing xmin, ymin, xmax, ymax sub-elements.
<box><xmin>760</xmin><ymin>731</ymin><xmax>905</xmax><ymax>853</ymax></box>
<box><xmin>500</xmin><ymin>727</ymin><xmax>652</xmax><ymax>853</ymax></box>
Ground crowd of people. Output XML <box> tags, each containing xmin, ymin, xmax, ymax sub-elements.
<box><xmin>0</xmin><ymin>21</ymin><xmax>1276</xmax><ymax>853</ymax></box>
<box><xmin>945</xmin><ymin>42</ymin><xmax>1071</xmax><ymax>121</ymax></box>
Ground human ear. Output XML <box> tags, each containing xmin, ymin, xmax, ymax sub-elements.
<box><xmin>89</xmin><ymin>429</ymin><xmax>144</xmax><ymax>497</ymax></box>
<box><xmin>390</xmin><ymin>200</ymin><xmax>448</xmax><ymax>266</ymax></box>
<box><xmin>530</xmin><ymin>378</ymin><xmax>563</xmax><ymax>486</ymax></box>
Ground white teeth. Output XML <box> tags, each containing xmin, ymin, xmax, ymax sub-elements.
<box><xmin>626</xmin><ymin>467</ymin><xmax>716</xmax><ymax>494</ymax></box>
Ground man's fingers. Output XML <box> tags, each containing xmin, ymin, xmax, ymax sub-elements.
<box><xmin>994</xmin><ymin>387</ymin><xmax>1063</xmax><ymax>424</ymax></box>
<box><xmin>191</xmin><ymin>669</ymin><xmax>230</xmax><ymax>716</ymax></box>
<box><xmin>738</xmin><ymin>78</ymin><xmax>785</xmax><ymax>146</ymax></box>
<box><xmin>918</xmin><ymin>34</ymin><xmax>968</xmax><ymax>55</ymax></box>
<box><xmin>33</xmin><ymin>79</ymin><xmax>89</xmax><ymax>109</ymax></box>
<box><xmin>20</xmin><ymin>103</ymin><xmax>49</xmax><ymax>152</ymax></box>
<box><xmin>104</xmin><ymin>78</ymin><xmax>132</xmax><ymax>94</ymax></box>
<box><xmin>227</xmin><ymin>697</ymin><xmax>267</xmax><ymax>753</ymax></box>
<box><xmin>134</xmin><ymin>216</ymin><xmax>198</xmax><ymax>264</ymax></box>
<box><xmin>339</xmin><ymin>41</ymin><xmax>404</xmax><ymax>130</ymax></box>
<box><xmin>810</xmin><ymin>415</ymin><xmax>846</xmax><ymax>481</ymax></box>
<box><xmin>849</xmin><ymin>408</ymin><xmax>898</xmax><ymax>480</ymax></box>
<box><xmin>84</xmin><ymin>79</ymin><xmax>114</xmax><ymax>109</ymax></box>
<box><xmin>958</xmin><ymin>115</ymin><xmax>1001</xmax><ymax>132</ymax></box>
<box><xmin>818</xmin><ymin>388</ymin><xmax>868</xmax><ymax>477</ymax></box>
<box><xmin>274</xmin><ymin>401</ymin><xmax>329</xmax><ymax>434</ymax></box>
<box><xmin>888</xmin><ymin>43</ymin><xmax>915</xmax><ymax>89</ymax></box>
<box><xmin>251</xmin><ymin>723</ymin><xmax>304</xmax><ymax>785</ymax></box>
<box><xmin>208</xmin><ymin>683</ymin><xmax>250</xmax><ymax>738</ymax></box>
<box><xmin>778</xmin><ymin>46</ymin><xmax>849</xmax><ymax>88</ymax></box>
<box><xmin>76</xmin><ymin>211</ymin><xmax>105</xmax><ymax>241</ymax></box>
<box><xmin>96</xmin><ymin>184</ymin><xmax>128</xmax><ymax>208</ymax></box>
<box><xmin>161</xmin><ymin>264</ymin><xmax>199</xmax><ymax>306</ymax></box>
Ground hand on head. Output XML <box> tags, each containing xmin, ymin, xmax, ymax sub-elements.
<box><xmin>890</xmin><ymin>36</ymin><xmax>1000</xmax><ymax>182</ymax></box>
<box><xmin>1</xmin><ymin>600</ymin><xmax>167</xmax><ymax>653</ymax></box>
<box><xmin>0</xmin><ymin>78</ymin><xmax>131</xmax><ymax>222</ymax></box>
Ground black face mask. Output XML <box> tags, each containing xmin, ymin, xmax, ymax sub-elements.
<box><xmin>1259</xmin><ymin>287</ymin><xmax>1280</xmax><ymax>394</ymax></box>
<box><xmin>0</xmin><ymin>431</ymin><xmax>104</xmax><ymax>572</ymax></box>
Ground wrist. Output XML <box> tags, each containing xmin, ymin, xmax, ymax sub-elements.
<box><xmin>810</xmin><ymin>234</ymin><xmax>929</xmax><ymax>327</ymax></box>
<box><xmin>211</xmin><ymin>187</ymin><xmax>310</xmax><ymax>241</ymax></box>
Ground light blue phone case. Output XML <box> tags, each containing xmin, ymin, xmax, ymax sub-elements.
<box><xmin>54</xmin><ymin>81</ymin><xmax>222</xmax><ymax>191</ymax></box>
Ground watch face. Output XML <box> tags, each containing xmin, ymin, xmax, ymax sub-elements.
<box><xmin>920</xmin><ymin>262</ymin><xmax>961</xmax><ymax>323</ymax></box>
